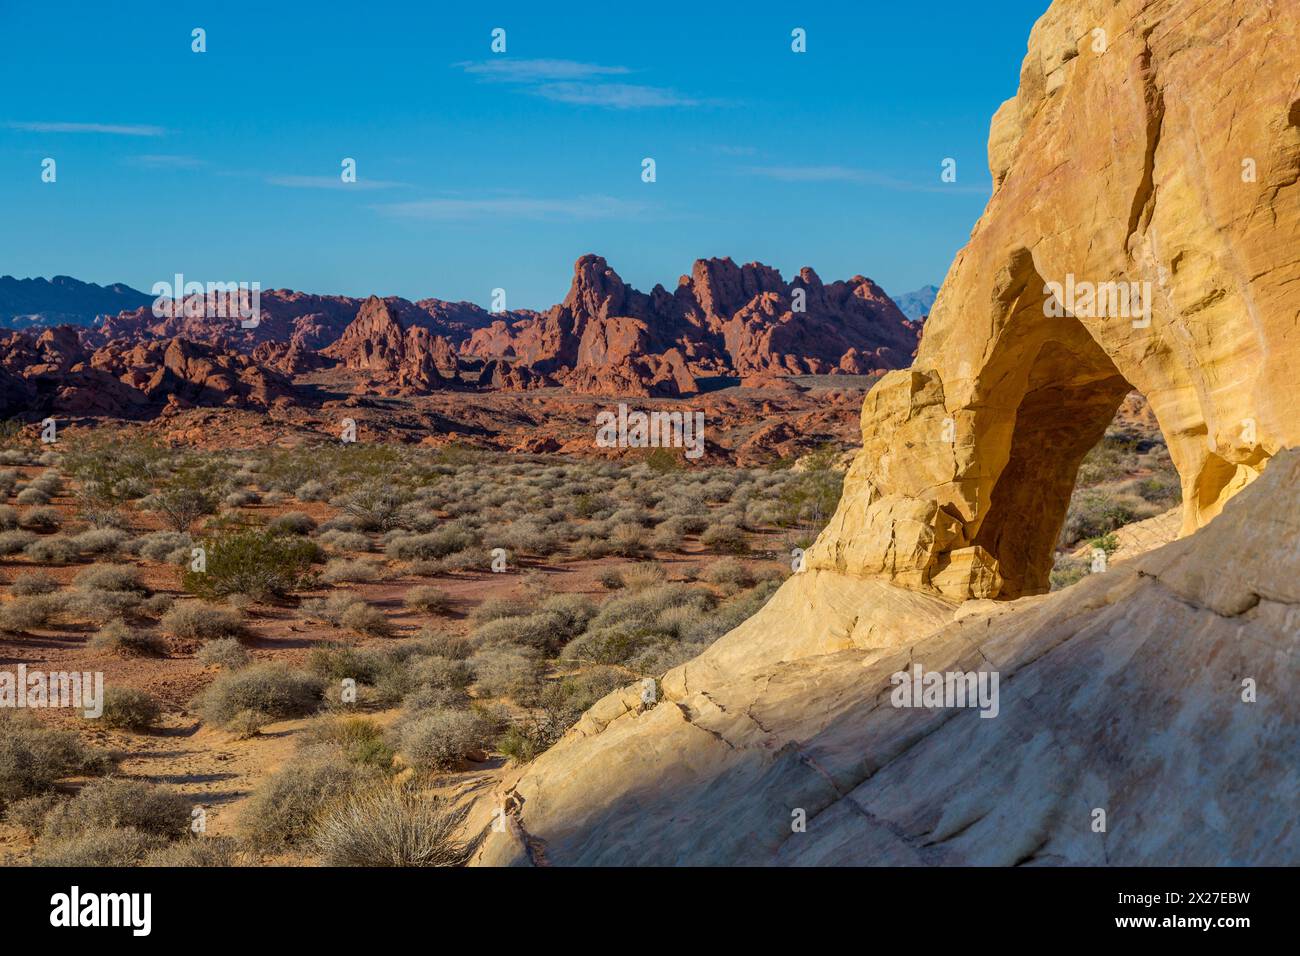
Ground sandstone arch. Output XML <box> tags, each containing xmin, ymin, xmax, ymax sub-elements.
<box><xmin>806</xmin><ymin>0</ymin><xmax>1300</xmax><ymax>599</ymax></box>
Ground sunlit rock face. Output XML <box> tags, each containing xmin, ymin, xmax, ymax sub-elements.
<box><xmin>807</xmin><ymin>0</ymin><xmax>1300</xmax><ymax>599</ymax></box>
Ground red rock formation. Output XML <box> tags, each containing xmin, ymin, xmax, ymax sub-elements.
<box><xmin>0</xmin><ymin>328</ymin><xmax>292</xmax><ymax>418</ymax></box>
<box><xmin>322</xmin><ymin>296</ymin><xmax>459</xmax><ymax>392</ymax></box>
<box><xmin>462</xmin><ymin>254</ymin><xmax>917</xmax><ymax>393</ymax></box>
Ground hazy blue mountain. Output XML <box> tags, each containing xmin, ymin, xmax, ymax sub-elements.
<box><xmin>0</xmin><ymin>275</ymin><xmax>152</xmax><ymax>328</ymax></box>
<box><xmin>891</xmin><ymin>284</ymin><xmax>939</xmax><ymax>321</ymax></box>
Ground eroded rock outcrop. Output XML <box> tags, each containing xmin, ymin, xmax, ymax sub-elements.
<box><xmin>468</xmin><ymin>0</ymin><xmax>1300</xmax><ymax>867</ymax></box>
<box><xmin>462</xmin><ymin>254</ymin><xmax>917</xmax><ymax>392</ymax></box>
<box><xmin>322</xmin><ymin>296</ymin><xmax>460</xmax><ymax>392</ymax></box>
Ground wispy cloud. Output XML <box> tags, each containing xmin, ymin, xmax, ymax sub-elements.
<box><xmin>456</xmin><ymin>59</ymin><xmax>630</xmax><ymax>82</ymax></box>
<box><xmin>128</xmin><ymin>154</ymin><xmax>205</xmax><ymax>169</ymax></box>
<box><xmin>375</xmin><ymin>194</ymin><xmax>648</xmax><ymax>222</ymax></box>
<box><xmin>534</xmin><ymin>83</ymin><xmax>700</xmax><ymax>109</ymax></box>
<box><xmin>454</xmin><ymin>59</ymin><xmax>706</xmax><ymax>110</ymax></box>
<box><xmin>742</xmin><ymin>164</ymin><xmax>991</xmax><ymax>194</ymax></box>
<box><xmin>267</xmin><ymin>175</ymin><xmax>409</xmax><ymax>190</ymax></box>
<box><xmin>7</xmin><ymin>121</ymin><xmax>164</xmax><ymax>136</ymax></box>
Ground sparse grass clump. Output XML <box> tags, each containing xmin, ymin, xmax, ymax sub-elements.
<box><xmin>197</xmin><ymin>663</ymin><xmax>324</xmax><ymax>728</ymax></box>
<box><xmin>240</xmin><ymin>749</ymin><xmax>373</xmax><ymax>850</ymax></box>
<box><xmin>97</xmin><ymin>687</ymin><xmax>163</xmax><ymax>731</ymax></box>
<box><xmin>39</xmin><ymin>778</ymin><xmax>190</xmax><ymax>841</ymax></box>
<box><xmin>394</xmin><ymin>708</ymin><xmax>497</xmax><ymax>772</ymax></box>
<box><xmin>0</xmin><ymin>712</ymin><xmax>114</xmax><ymax>809</ymax></box>
<box><xmin>162</xmin><ymin>601</ymin><xmax>244</xmax><ymax>641</ymax></box>
<box><xmin>195</xmin><ymin>637</ymin><xmax>250</xmax><ymax>669</ymax></box>
<box><xmin>404</xmin><ymin>586</ymin><xmax>451</xmax><ymax>614</ymax></box>
<box><xmin>313</xmin><ymin>787</ymin><xmax>469</xmax><ymax>866</ymax></box>
<box><xmin>340</xmin><ymin>602</ymin><xmax>395</xmax><ymax>638</ymax></box>
<box><xmin>90</xmin><ymin>620</ymin><xmax>167</xmax><ymax>657</ymax></box>
<box><xmin>10</xmin><ymin>570</ymin><xmax>59</xmax><ymax>596</ymax></box>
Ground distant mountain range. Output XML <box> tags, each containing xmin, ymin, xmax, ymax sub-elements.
<box><xmin>0</xmin><ymin>275</ymin><xmax>154</xmax><ymax>328</ymax></box>
<box><xmin>0</xmin><ymin>258</ymin><xmax>922</xmax><ymax>417</ymax></box>
<box><xmin>891</xmin><ymin>284</ymin><xmax>939</xmax><ymax>320</ymax></box>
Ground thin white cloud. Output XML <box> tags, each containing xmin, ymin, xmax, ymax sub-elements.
<box><xmin>456</xmin><ymin>59</ymin><xmax>630</xmax><ymax>82</ymax></box>
<box><xmin>129</xmin><ymin>154</ymin><xmax>205</xmax><ymax>169</ymax></box>
<box><xmin>375</xmin><ymin>194</ymin><xmax>648</xmax><ymax>221</ymax></box>
<box><xmin>267</xmin><ymin>175</ymin><xmax>409</xmax><ymax>190</ymax></box>
<box><xmin>7</xmin><ymin>121</ymin><xmax>164</xmax><ymax>136</ymax></box>
<box><xmin>742</xmin><ymin>164</ymin><xmax>991</xmax><ymax>194</ymax></box>
<box><xmin>454</xmin><ymin>59</ymin><xmax>705</xmax><ymax>109</ymax></box>
<box><xmin>535</xmin><ymin>82</ymin><xmax>700</xmax><ymax>109</ymax></box>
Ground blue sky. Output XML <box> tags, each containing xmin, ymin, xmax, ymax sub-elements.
<box><xmin>0</xmin><ymin>0</ymin><xmax>1048</xmax><ymax>309</ymax></box>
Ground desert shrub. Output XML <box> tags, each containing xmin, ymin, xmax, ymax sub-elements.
<box><xmin>10</xmin><ymin>570</ymin><xmax>59</xmax><ymax>596</ymax></box>
<box><xmin>313</xmin><ymin>786</ymin><xmax>468</xmax><ymax>866</ymax></box>
<box><xmin>385</xmin><ymin>529</ymin><xmax>475</xmax><ymax>561</ymax></box>
<box><xmin>0</xmin><ymin>712</ymin><xmax>113</xmax><ymax>809</ymax></box>
<box><xmin>300</xmin><ymin>716</ymin><xmax>395</xmax><ymax>770</ymax></box>
<box><xmin>561</xmin><ymin>623</ymin><xmax>660</xmax><ymax>665</ymax></box>
<box><xmin>319</xmin><ymin>529</ymin><xmax>371</xmax><ymax>552</ymax></box>
<box><xmin>1059</xmin><ymin>490</ymin><xmax>1151</xmax><ymax>547</ymax></box>
<box><xmin>73</xmin><ymin>563</ymin><xmax>147</xmax><ymax>593</ymax></box>
<box><xmin>649</xmin><ymin>521</ymin><xmax>686</xmax><ymax>552</ymax></box>
<box><xmin>468</xmin><ymin>647</ymin><xmax>544</xmax><ymax>703</ymax></box>
<box><xmin>339</xmin><ymin>485</ymin><xmax>407</xmax><ymax>532</ymax></box>
<box><xmin>90</xmin><ymin>620</ymin><xmax>167</xmax><ymax>657</ymax></box>
<box><xmin>144</xmin><ymin>836</ymin><xmax>241</xmax><ymax>867</ymax></box>
<box><xmin>20</xmin><ymin>507</ymin><xmax>62</xmax><ymax>532</ymax></box>
<box><xmin>621</xmin><ymin>562</ymin><xmax>668</xmax><ymax>591</ymax></box>
<box><xmin>226</xmin><ymin>709</ymin><xmax>269</xmax><ymax>739</ymax></box>
<box><xmin>35</xmin><ymin>827</ymin><xmax>167</xmax><ymax>867</ymax></box>
<box><xmin>295</xmin><ymin>480</ymin><xmax>328</xmax><ymax>502</ymax></box>
<box><xmin>0</xmin><ymin>593</ymin><xmax>66</xmax><ymax>631</ymax></box>
<box><xmin>22</xmin><ymin>534</ymin><xmax>78</xmax><ymax>564</ymax></box>
<box><xmin>141</xmin><ymin>593</ymin><xmax>174</xmax><ymax>617</ymax></box>
<box><xmin>679</xmin><ymin>579</ymin><xmax>780</xmax><ymax>645</ymax></box>
<box><xmin>97</xmin><ymin>687</ymin><xmax>163</xmax><ymax>731</ymax></box>
<box><xmin>182</xmin><ymin>528</ymin><xmax>318</xmax><ymax>599</ymax></box>
<box><xmin>0</xmin><ymin>504</ymin><xmax>16</xmax><ymax>529</ymax></box>
<box><xmin>195</xmin><ymin>637</ymin><xmax>250</xmax><ymax>669</ymax></box>
<box><xmin>340</xmin><ymin>602</ymin><xmax>395</xmax><ymax>638</ymax></box>
<box><xmin>71</xmin><ymin>528</ymin><xmax>128</xmax><ymax>556</ymax></box>
<box><xmin>608</xmin><ymin>522</ymin><xmax>651</xmax><ymax>558</ymax></box>
<box><xmin>469</xmin><ymin>596</ymin><xmax>533</xmax><ymax>625</ymax></box>
<box><xmin>394</xmin><ymin>708</ymin><xmax>496</xmax><ymax>771</ymax></box>
<box><xmin>162</xmin><ymin>601</ymin><xmax>244</xmax><ymax>640</ymax></box>
<box><xmin>701</xmin><ymin>522</ymin><xmax>750</xmax><ymax>554</ymax></box>
<box><xmin>1050</xmin><ymin>556</ymin><xmax>1090</xmax><ymax>590</ymax></box>
<box><xmin>224</xmin><ymin>489</ymin><xmax>260</xmax><ymax>508</ymax></box>
<box><xmin>239</xmin><ymin>749</ymin><xmax>372</xmax><ymax>849</ymax></box>
<box><xmin>197</xmin><ymin>663</ymin><xmax>324</xmax><ymax>727</ymax></box>
<box><xmin>320</xmin><ymin>558</ymin><xmax>384</xmax><ymax>584</ymax></box>
<box><xmin>16</xmin><ymin>487</ymin><xmax>50</xmax><ymax>506</ymax></box>
<box><xmin>0</xmin><ymin>529</ymin><xmax>36</xmax><ymax>554</ymax></box>
<box><xmin>134</xmin><ymin>530</ymin><xmax>193</xmax><ymax>564</ymax></box>
<box><xmin>404</xmin><ymin>585</ymin><xmax>451</xmax><ymax>614</ymax></box>
<box><xmin>148</xmin><ymin>466</ymin><xmax>223</xmax><ymax>532</ymax></box>
<box><xmin>268</xmin><ymin>511</ymin><xmax>317</xmax><ymax>536</ymax></box>
<box><xmin>65</xmin><ymin>587</ymin><xmax>143</xmax><ymax>622</ymax></box>
<box><xmin>40</xmin><ymin>778</ymin><xmax>189</xmax><ymax>840</ymax></box>
<box><xmin>599</xmin><ymin>568</ymin><xmax>625</xmax><ymax>590</ymax></box>
<box><xmin>589</xmin><ymin>583</ymin><xmax>715</xmax><ymax>632</ymax></box>
<box><xmin>702</xmin><ymin>557</ymin><xmax>755</xmax><ymax>592</ymax></box>
<box><xmin>411</xmin><ymin>628</ymin><xmax>472</xmax><ymax>660</ymax></box>
<box><xmin>301</xmin><ymin>591</ymin><xmax>365</xmax><ymax>625</ymax></box>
